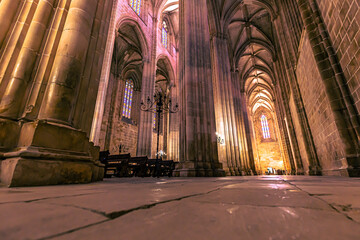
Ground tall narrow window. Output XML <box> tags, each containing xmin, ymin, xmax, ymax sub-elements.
<box><xmin>162</xmin><ymin>21</ymin><xmax>168</xmax><ymax>49</ymax></box>
<box><xmin>261</xmin><ymin>115</ymin><xmax>270</xmax><ymax>139</ymax></box>
<box><xmin>153</xmin><ymin>112</ymin><xmax>156</xmax><ymax>129</ymax></box>
<box><xmin>122</xmin><ymin>80</ymin><xmax>134</xmax><ymax>119</ymax></box>
<box><xmin>130</xmin><ymin>0</ymin><xmax>141</xmax><ymax>15</ymax></box>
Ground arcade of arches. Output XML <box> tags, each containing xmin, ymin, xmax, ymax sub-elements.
<box><xmin>0</xmin><ymin>0</ymin><xmax>360</xmax><ymax>186</ymax></box>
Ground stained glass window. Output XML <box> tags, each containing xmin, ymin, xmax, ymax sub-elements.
<box><xmin>122</xmin><ymin>80</ymin><xmax>134</xmax><ymax>119</ymax></box>
<box><xmin>130</xmin><ymin>0</ymin><xmax>141</xmax><ymax>15</ymax></box>
<box><xmin>153</xmin><ymin>112</ymin><xmax>156</xmax><ymax>129</ymax></box>
<box><xmin>261</xmin><ymin>115</ymin><xmax>270</xmax><ymax>139</ymax></box>
<box><xmin>162</xmin><ymin>21</ymin><xmax>168</xmax><ymax>49</ymax></box>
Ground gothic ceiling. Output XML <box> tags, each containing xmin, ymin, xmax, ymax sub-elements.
<box><xmin>160</xmin><ymin>0</ymin><xmax>179</xmax><ymax>39</ymax></box>
<box><xmin>113</xmin><ymin>23</ymin><xmax>145</xmax><ymax>90</ymax></box>
<box><xmin>209</xmin><ymin>0</ymin><xmax>277</xmax><ymax>114</ymax></box>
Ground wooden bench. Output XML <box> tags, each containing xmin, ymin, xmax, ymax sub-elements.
<box><xmin>146</xmin><ymin>159</ymin><xmax>158</xmax><ymax>177</ymax></box>
<box><xmin>99</xmin><ymin>151</ymin><xmax>177</xmax><ymax>178</ymax></box>
<box><xmin>147</xmin><ymin>159</ymin><xmax>175</xmax><ymax>177</ymax></box>
<box><xmin>106</xmin><ymin>154</ymin><xmax>131</xmax><ymax>177</ymax></box>
<box><xmin>128</xmin><ymin>156</ymin><xmax>148</xmax><ymax>177</ymax></box>
<box><xmin>161</xmin><ymin>160</ymin><xmax>175</xmax><ymax>177</ymax></box>
<box><xmin>99</xmin><ymin>152</ymin><xmax>131</xmax><ymax>178</ymax></box>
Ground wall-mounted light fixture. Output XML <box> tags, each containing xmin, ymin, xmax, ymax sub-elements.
<box><xmin>216</xmin><ymin>132</ymin><xmax>225</xmax><ymax>145</ymax></box>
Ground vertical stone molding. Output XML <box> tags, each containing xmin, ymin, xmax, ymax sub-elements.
<box><xmin>39</xmin><ymin>0</ymin><xmax>98</xmax><ymax>123</ymax></box>
<box><xmin>176</xmin><ymin>0</ymin><xmax>224</xmax><ymax>177</ymax></box>
<box><xmin>272</xmin><ymin>10</ymin><xmax>321</xmax><ymax>175</ymax></box>
<box><xmin>210</xmin><ymin>36</ymin><xmax>241</xmax><ymax>176</ymax></box>
<box><xmin>0</xmin><ymin>0</ymin><xmax>22</xmax><ymax>49</ymax></box>
<box><xmin>0</xmin><ymin>0</ymin><xmax>56</xmax><ymax>118</ymax></box>
<box><xmin>137</xmin><ymin>58</ymin><xmax>156</xmax><ymax>157</ymax></box>
<box><xmin>297</xmin><ymin>0</ymin><xmax>360</xmax><ymax>176</ymax></box>
<box><xmin>135</xmin><ymin>16</ymin><xmax>157</xmax><ymax>158</ymax></box>
<box><xmin>309</xmin><ymin>0</ymin><xmax>360</xmax><ymax>139</ymax></box>
<box><xmin>90</xmin><ymin>0</ymin><xmax>119</xmax><ymax>145</ymax></box>
<box><xmin>231</xmin><ymin>70</ymin><xmax>256</xmax><ymax>175</ymax></box>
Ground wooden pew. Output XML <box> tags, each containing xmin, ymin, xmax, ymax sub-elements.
<box><xmin>106</xmin><ymin>154</ymin><xmax>131</xmax><ymax>177</ymax></box>
<box><xmin>146</xmin><ymin>159</ymin><xmax>158</xmax><ymax>177</ymax></box>
<box><xmin>128</xmin><ymin>156</ymin><xmax>148</xmax><ymax>177</ymax></box>
<box><xmin>161</xmin><ymin>160</ymin><xmax>175</xmax><ymax>177</ymax></box>
<box><xmin>147</xmin><ymin>159</ymin><xmax>175</xmax><ymax>177</ymax></box>
<box><xmin>99</xmin><ymin>152</ymin><xmax>131</xmax><ymax>178</ymax></box>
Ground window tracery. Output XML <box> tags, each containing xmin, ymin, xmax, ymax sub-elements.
<box><xmin>261</xmin><ymin>115</ymin><xmax>270</xmax><ymax>139</ymax></box>
<box><xmin>162</xmin><ymin>20</ymin><xmax>168</xmax><ymax>49</ymax></box>
<box><xmin>130</xmin><ymin>0</ymin><xmax>141</xmax><ymax>15</ymax></box>
<box><xmin>122</xmin><ymin>79</ymin><xmax>134</xmax><ymax>119</ymax></box>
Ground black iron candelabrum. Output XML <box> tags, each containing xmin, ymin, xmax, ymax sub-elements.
<box><xmin>140</xmin><ymin>88</ymin><xmax>179</xmax><ymax>176</ymax></box>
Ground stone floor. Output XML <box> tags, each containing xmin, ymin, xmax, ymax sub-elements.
<box><xmin>1</xmin><ymin>176</ymin><xmax>360</xmax><ymax>240</ymax></box>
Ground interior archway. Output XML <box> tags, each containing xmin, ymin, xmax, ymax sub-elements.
<box><xmin>98</xmin><ymin>20</ymin><xmax>147</xmax><ymax>156</ymax></box>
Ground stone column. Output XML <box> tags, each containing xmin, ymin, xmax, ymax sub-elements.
<box><xmin>136</xmin><ymin>59</ymin><xmax>155</xmax><ymax>157</ymax></box>
<box><xmin>210</xmin><ymin>35</ymin><xmax>241</xmax><ymax>176</ymax></box>
<box><xmin>240</xmin><ymin>90</ymin><xmax>256</xmax><ymax>174</ymax></box>
<box><xmin>90</xmin><ymin>0</ymin><xmax>119</xmax><ymax>145</ymax></box>
<box><xmin>0</xmin><ymin>0</ymin><xmax>110</xmax><ymax>187</ymax></box>
<box><xmin>168</xmin><ymin>50</ymin><xmax>180</xmax><ymax>162</ymax></box>
<box><xmin>137</xmin><ymin>18</ymin><xmax>157</xmax><ymax>157</ymax></box>
<box><xmin>273</xmin><ymin>10</ymin><xmax>321</xmax><ymax>175</ymax></box>
<box><xmin>0</xmin><ymin>0</ymin><xmax>22</xmax><ymax>48</ymax></box>
<box><xmin>0</xmin><ymin>0</ymin><xmax>56</xmax><ymax>118</ymax></box>
<box><xmin>39</xmin><ymin>0</ymin><xmax>98</xmax><ymax>123</ymax></box>
<box><xmin>231</xmin><ymin>69</ymin><xmax>256</xmax><ymax>175</ymax></box>
<box><xmin>175</xmin><ymin>0</ymin><xmax>224</xmax><ymax>177</ymax></box>
<box><xmin>297</xmin><ymin>0</ymin><xmax>360</xmax><ymax>176</ymax></box>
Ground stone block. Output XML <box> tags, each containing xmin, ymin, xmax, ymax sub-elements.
<box><xmin>0</xmin><ymin>119</ymin><xmax>21</xmax><ymax>150</ymax></box>
<box><xmin>1</xmin><ymin>158</ymin><xmax>94</xmax><ymax>187</ymax></box>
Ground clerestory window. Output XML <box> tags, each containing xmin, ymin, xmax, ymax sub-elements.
<box><xmin>162</xmin><ymin>21</ymin><xmax>168</xmax><ymax>49</ymax></box>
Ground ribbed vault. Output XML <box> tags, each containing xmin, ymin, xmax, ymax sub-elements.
<box><xmin>112</xmin><ymin>22</ymin><xmax>146</xmax><ymax>90</ymax></box>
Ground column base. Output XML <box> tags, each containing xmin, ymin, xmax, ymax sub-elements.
<box><xmin>321</xmin><ymin>168</ymin><xmax>360</xmax><ymax>177</ymax></box>
<box><xmin>0</xmin><ymin>120</ymin><xmax>103</xmax><ymax>187</ymax></box>
<box><xmin>321</xmin><ymin>156</ymin><xmax>360</xmax><ymax>177</ymax></box>
<box><xmin>308</xmin><ymin>165</ymin><xmax>322</xmax><ymax>176</ymax></box>
<box><xmin>1</xmin><ymin>157</ymin><xmax>103</xmax><ymax>187</ymax></box>
<box><xmin>174</xmin><ymin>161</ymin><xmax>225</xmax><ymax>177</ymax></box>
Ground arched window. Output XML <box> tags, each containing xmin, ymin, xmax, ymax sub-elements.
<box><xmin>130</xmin><ymin>0</ymin><xmax>141</xmax><ymax>15</ymax></box>
<box><xmin>261</xmin><ymin>115</ymin><xmax>270</xmax><ymax>139</ymax></box>
<box><xmin>162</xmin><ymin>21</ymin><xmax>168</xmax><ymax>49</ymax></box>
<box><xmin>122</xmin><ymin>79</ymin><xmax>134</xmax><ymax>119</ymax></box>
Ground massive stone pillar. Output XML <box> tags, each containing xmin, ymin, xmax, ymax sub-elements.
<box><xmin>297</xmin><ymin>0</ymin><xmax>360</xmax><ymax>176</ymax></box>
<box><xmin>90</xmin><ymin>0</ymin><xmax>119</xmax><ymax>145</ymax></box>
<box><xmin>230</xmin><ymin>70</ymin><xmax>257</xmax><ymax>175</ymax></box>
<box><xmin>137</xmin><ymin>59</ymin><xmax>156</xmax><ymax>157</ymax></box>
<box><xmin>0</xmin><ymin>0</ymin><xmax>22</xmax><ymax>49</ymax></box>
<box><xmin>273</xmin><ymin>4</ymin><xmax>321</xmax><ymax>175</ymax></box>
<box><xmin>168</xmin><ymin>51</ymin><xmax>180</xmax><ymax>162</ymax></box>
<box><xmin>0</xmin><ymin>0</ymin><xmax>56</xmax><ymax>117</ymax></box>
<box><xmin>0</xmin><ymin>0</ymin><xmax>112</xmax><ymax>186</ymax></box>
<box><xmin>210</xmin><ymin>36</ymin><xmax>241</xmax><ymax>176</ymax></box>
<box><xmin>176</xmin><ymin>0</ymin><xmax>224</xmax><ymax>177</ymax></box>
<box><xmin>136</xmin><ymin>18</ymin><xmax>157</xmax><ymax>157</ymax></box>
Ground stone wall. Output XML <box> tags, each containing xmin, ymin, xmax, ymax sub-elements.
<box><xmin>316</xmin><ymin>0</ymin><xmax>360</xmax><ymax>112</ymax></box>
<box><xmin>98</xmin><ymin>73</ymin><xmax>141</xmax><ymax>156</ymax></box>
<box><xmin>296</xmin><ymin>35</ymin><xmax>346</xmax><ymax>174</ymax></box>
<box><xmin>289</xmin><ymin>92</ymin><xmax>309</xmax><ymax>171</ymax></box>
